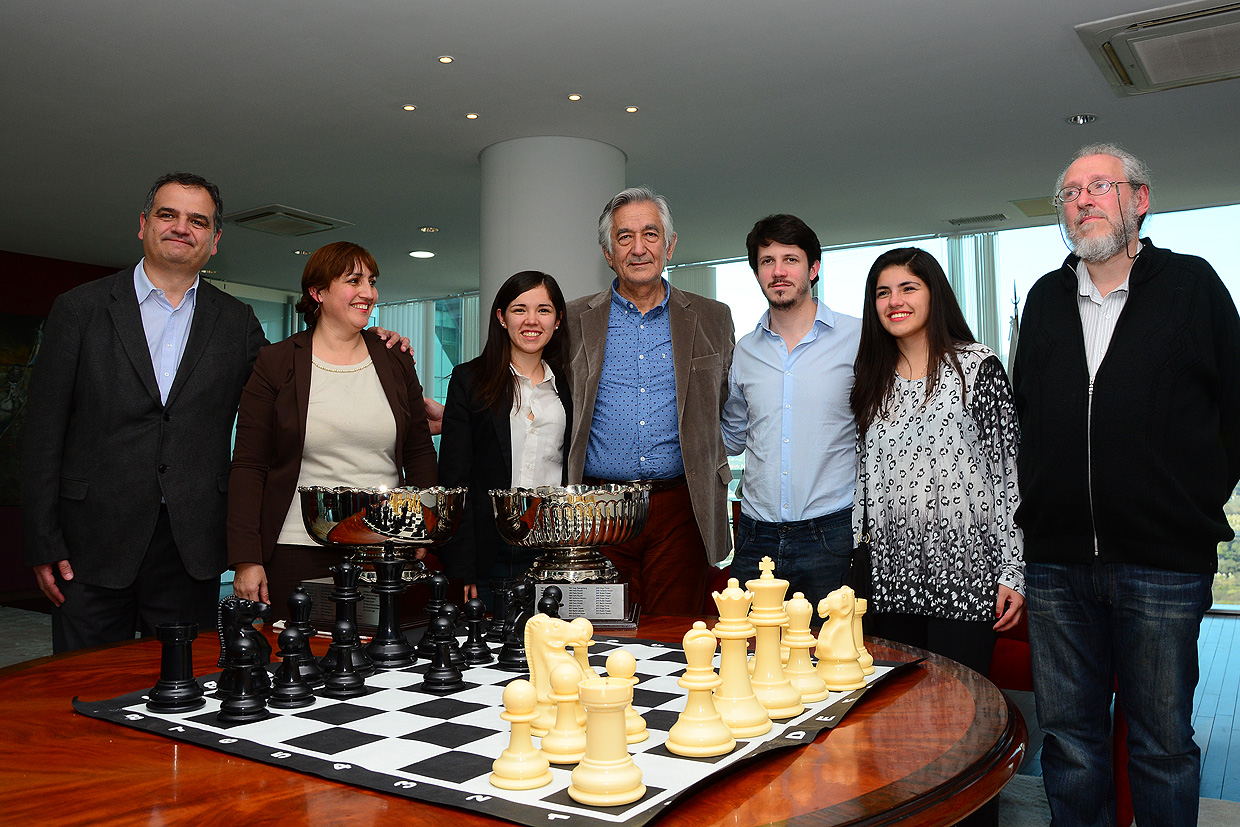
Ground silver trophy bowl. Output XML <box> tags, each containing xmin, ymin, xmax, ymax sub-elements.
<box><xmin>300</xmin><ymin>485</ymin><xmax>466</xmax><ymax>581</ymax></box>
<box><xmin>489</xmin><ymin>483</ymin><xmax>651</xmax><ymax>583</ymax></box>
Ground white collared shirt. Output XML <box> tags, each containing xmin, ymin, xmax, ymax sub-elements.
<box><xmin>1075</xmin><ymin>247</ymin><xmax>1139</xmax><ymax>379</ymax></box>
<box><xmin>509</xmin><ymin>361</ymin><xmax>566</xmax><ymax>487</ymax></box>
<box><xmin>134</xmin><ymin>260</ymin><xmax>198</xmax><ymax>404</ymax></box>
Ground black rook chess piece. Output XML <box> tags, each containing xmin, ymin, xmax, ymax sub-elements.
<box><xmin>147</xmin><ymin>621</ymin><xmax>205</xmax><ymax>712</ymax></box>
<box><xmin>269</xmin><ymin>628</ymin><xmax>316</xmax><ymax>709</ymax></box>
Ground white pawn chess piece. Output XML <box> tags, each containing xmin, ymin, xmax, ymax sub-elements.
<box><xmin>666</xmin><ymin>621</ymin><xmax>735</xmax><ymax>757</ymax></box>
<box><xmin>605</xmin><ymin>649</ymin><xmax>648</xmax><ymax>744</ymax></box>
<box><xmin>711</xmin><ymin>577</ymin><xmax>772</xmax><ymax>738</ymax></box>
<box><xmin>490</xmin><ymin>679</ymin><xmax>553</xmax><ymax>790</ymax></box>
<box><xmin>782</xmin><ymin>592</ymin><xmax>829</xmax><ymax>703</ymax></box>
<box><xmin>815</xmin><ymin>587</ymin><xmax>866</xmax><ymax>692</ymax></box>
<box><xmin>541</xmin><ymin>662</ymin><xmax>587</xmax><ymax>764</ymax></box>
<box><xmin>854</xmin><ymin>598</ymin><xmax>875</xmax><ymax>675</ymax></box>
<box><xmin>568</xmin><ymin>674</ymin><xmax>646</xmax><ymax>806</ymax></box>
<box><xmin>746</xmin><ymin>557</ymin><xmax>803</xmax><ymax>718</ymax></box>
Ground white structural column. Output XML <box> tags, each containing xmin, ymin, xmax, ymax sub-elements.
<box><xmin>479</xmin><ymin>137</ymin><xmax>626</xmax><ymax>349</ymax></box>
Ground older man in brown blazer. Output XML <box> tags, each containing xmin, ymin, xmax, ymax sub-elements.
<box><xmin>563</xmin><ymin>187</ymin><xmax>735</xmax><ymax>615</ymax></box>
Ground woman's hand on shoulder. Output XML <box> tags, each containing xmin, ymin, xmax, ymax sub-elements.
<box><xmin>992</xmin><ymin>584</ymin><xmax>1024</xmax><ymax>632</ymax></box>
<box><xmin>233</xmin><ymin>563</ymin><xmax>269</xmax><ymax>604</ymax></box>
<box><xmin>371</xmin><ymin>326</ymin><xmax>413</xmax><ymax>356</ymax></box>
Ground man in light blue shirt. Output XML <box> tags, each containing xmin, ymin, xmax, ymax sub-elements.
<box><xmin>721</xmin><ymin>214</ymin><xmax>860</xmax><ymax>611</ymax></box>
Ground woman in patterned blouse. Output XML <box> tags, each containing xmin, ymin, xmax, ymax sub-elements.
<box><xmin>849</xmin><ymin>247</ymin><xmax>1025</xmax><ymax>682</ymax></box>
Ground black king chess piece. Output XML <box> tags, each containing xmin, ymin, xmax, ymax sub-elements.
<box><xmin>269</xmin><ymin>627</ymin><xmax>316</xmax><ymax>709</ymax></box>
<box><xmin>147</xmin><ymin>621</ymin><xmax>205</xmax><ymax>712</ymax></box>
<box><xmin>216</xmin><ymin>596</ymin><xmax>273</xmax><ymax>696</ymax></box>
<box><xmin>366</xmin><ymin>546</ymin><xmax>416</xmax><ymax>669</ymax></box>
<box><xmin>320</xmin><ymin>559</ymin><xmax>374</xmax><ymax>676</ymax></box>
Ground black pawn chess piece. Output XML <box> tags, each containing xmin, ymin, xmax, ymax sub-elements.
<box><xmin>147</xmin><ymin>621</ymin><xmax>205</xmax><ymax>712</ymax></box>
<box><xmin>485</xmin><ymin>582</ymin><xmax>512</xmax><ymax>644</ymax></box>
<box><xmin>366</xmin><ymin>548</ymin><xmax>417</xmax><ymax>670</ymax></box>
<box><xmin>461</xmin><ymin>598</ymin><xmax>493</xmax><ymax>665</ymax></box>
<box><xmin>420</xmin><ymin>617</ymin><xmax>466</xmax><ymax>694</ymax></box>
<box><xmin>269</xmin><ymin>628</ymin><xmax>315</xmax><ymax>709</ymax></box>
<box><xmin>321</xmin><ymin>559</ymin><xmax>374</xmax><ymax>676</ymax></box>
<box><xmin>538</xmin><ymin>585</ymin><xmax>563</xmax><ymax>619</ymax></box>
<box><xmin>287</xmin><ymin>586</ymin><xmax>317</xmax><ymax>639</ymax></box>
<box><xmin>498</xmin><ymin>581</ymin><xmax>535</xmax><ymax>672</ymax></box>
<box><xmin>417</xmin><ymin>573</ymin><xmax>451</xmax><ymax>659</ymax></box>
<box><xmin>440</xmin><ymin>602</ymin><xmax>466</xmax><ymax>668</ymax></box>
<box><xmin>218</xmin><ymin>636</ymin><xmax>271</xmax><ymax>723</ymax></box>
<box><xmin>321</xmin><ymin>620</ymin><xmax>368</xmax><ymax>699</ymax></box>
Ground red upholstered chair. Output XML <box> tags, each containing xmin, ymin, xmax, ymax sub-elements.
<box><xmin>987</xmin><ymin>614</ymin><xmax>1134</xmax><ymax>827</ymax></box>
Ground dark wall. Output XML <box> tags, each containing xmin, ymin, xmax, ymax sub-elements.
<box><xmin>1</xmin><ymin>251</ymin><xmax>119</xmax><ymax>597</ymax></box>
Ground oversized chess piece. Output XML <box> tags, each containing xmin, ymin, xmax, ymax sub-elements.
<box><xmin>286</xmin><ymin>586</ymin><xmax>316</xmax><ymax>639</ymax></box>
<box><xmin>218</xmin><ymin>636</ymin><xmax>270</xmax><ymax>723</ymax></box>
<box><xmin>605</xmin><ymin>649</ymin><xmax>648</xmax><ymax>744</ymax></box>
<box><xmin>746</xmin><ymin>557</ymin><xmax>803</xmax><ymax>719</ymax></box>
<box><xmin>711</xmin><ymin>578</ymin><xmax>771</xmax><ymax>738</ymax></box>
<box><xmin>569</xmin><ymin>673</ymin><xmax>646</xmax><ymax>806</ymax></box>
<box><xmin>216</xmin><ymin>596</ymin><xmax>273</xmax><ymax>696</ymax></box>
<box><xmin>569</xmin><ymin>617</ymin><xmax>599</xmax><ymax>679</ymax></box>
<box><xmin>366</xmin><ymin>548</ymin><xmax>416</xmax><ymax>670</ymax></box>
<box><xmin>420</xmin><ymin>616</ymin><xmax>466</xmax><ymax>694</ymax></box>
<box><xmin>321</xmin><ymin>560</ymin><xmax>374</xmax><ymax>676</ymax></box>
<box><xmin>538</xmin><ymin>585</ymin><xmax>563</xmax><ymax>618</ymax></box>
<box><xmin>498</xmin><ymin>581</ymin><xmax>535</xmax><ymax>672</ymax></box>
<box><xmin>782</xmin><ymin>593</ymin><xmax>829</xmax><ymax>703</ymax></box>
<box><xmin>525</xmin><ymin>613</ymin><xmax>589</xmax><ymax>735</ymax></box>
<box><xmin>489</xmin><ymin>679</ymin><xmax>553</xmax><ymax>790</ymax></box>
<box><xmin>485</xmin><ymin>582</ymin><xmax>513</xmax><ymax>644</ymax></box>
<box><xmin>322</xmin><ymin>620</ymin><xmax>369</xmax><ymax>699</ymax></box>
<box><xmin>461</xmin><ymin>598</ymin><xmax>494</xmax><ymax>665</ymax></box>
<box><xmin>440</xmin><ymin>602</ymin><xmax>466</xmax><ymax>668</ymax></box>
<box><xmin>854</xmin><ymin>598</ymin><xmax>875</xmax><ymax>675</ymax></box>
<box><xmin>540</xmin><ymin>662</ymin><xmax>587</xmax><ymax>764</ymax></box>
<box><xmin>269</xmin><ymin>627</ymin><xmax>315</xmax><ymax>709</ymax></box>
<box><xmin>417</xmin><ymin>573</ymin><xmax>451</xmax><ymax>659</ymax></box>
<box><xmin>666</xmin><ymin>621</ymin><xmax>735</xmax><ymax>757</ymax></box>
<box><xmin>816</xmin><ymin>587</ymin><xmax>866</xmax><ymax>692</ymax></box>
<box><xmin>147</xmin><ymin>621</ymin><xmax>205</xmax><ymax>712</ymax></box>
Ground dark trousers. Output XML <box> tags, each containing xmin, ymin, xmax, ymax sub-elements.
<box><xmin>52</xmin><ymin>506</ymin><xmax>219</xmax><ymax>654</ymax></box>
<box><xmin>263</xmin><ymin>543</ymin><xmax>350</xmax><ymax>622</ymax></box>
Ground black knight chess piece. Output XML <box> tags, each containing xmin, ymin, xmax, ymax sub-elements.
<box><xmin>216</xmin><ymin>596</ymin><xmax>273</xmax><ymax>696</ymax></box>
<box><xmin>498</xmin><ymin>581</ymin><xmax>535</xmax><ymax>672</ymax></box>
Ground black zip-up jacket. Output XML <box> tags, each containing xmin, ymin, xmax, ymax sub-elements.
<box><xmin>1012</xmin><ymin>238</ymin><xmax>1240</xmax><ymax>573</ymax></box>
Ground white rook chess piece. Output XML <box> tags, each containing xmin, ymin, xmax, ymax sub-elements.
<box><xmin>746</xmin><ymin>557</ymin><xmax>803</xmax><ymax>719</ymax></box>
<box><xmin>782</xmin><ymin>592</ymin><xmax>829</xmax><ymax>703</ymax></box>
<box><xmin>605</xmin><ymin>649</ymin><xmax>648</xmax><ymax>744</ymax></box>
<box><xmin>666</xmin><ymin>621</ymin><xmax>735</xmax><ymax>757</ymax></box>
<box><xmin>815</xmin><ymin>587</ymin><xmax>866</xmax><ymax>692</ymax></box>
<box><xmin>854</xmin><ymin>598</ymin><xmax>875</xmax><ymax>675</ymax></box>
<box><xmin>711</xmin><ymin>577</ymin><xmax>772</xmax><ymax>738</ymax></box>
<box><xmin>568</xmin><ymin>674</ymin><xmax>646</xmax><ymax>806</ymax></box>
<box><xmin>490</xmin><ymin>679</ymin><xmax>553</xmax><ymax>790</ymax></box>
<box><xmin>541</xmin><ymin>662</ymin><xmax>587</xmax><ymax>764</ymax></box>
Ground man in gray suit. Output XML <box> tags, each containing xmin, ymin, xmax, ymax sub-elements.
<box><xmin>21</xmin><ymin>172</ymin><xmax>267</xmax><ymax>653</ymax></box>
<box><xmin>563</xmin><ymin>187</ymin><xmax>734</xmax><ymax>615</ymax></box>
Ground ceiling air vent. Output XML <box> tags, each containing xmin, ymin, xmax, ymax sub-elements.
<box><xmin>946</xmin><ymin>213</ymin><xmax>1008</xmax><ymax>227</ymax></box>
<box><xmin>1077</xmin><ymin>1</ymin><xmax>1240</xmax><ymax>96</ymax></box>
<box><xmin>226</xmin><ymin>204</ymin><xmax>353</xmax><ymax>236</ymax></box>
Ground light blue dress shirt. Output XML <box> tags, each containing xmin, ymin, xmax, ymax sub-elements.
<box><xmin>584</xmin><ymin>278</ymin><xmax>684</xmax><ymax>481</ymax></box>
<box><xmin>134</xmin><ymin>260</ymin><xmax>198</xmax><ymax>405</ymax></box>
<box><xmin>721</xmin><ymin>300</ymin><xmax>860</xmax><ymax>522</ymax></box>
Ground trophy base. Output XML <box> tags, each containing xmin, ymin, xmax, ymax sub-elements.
<box><xmin>343</xmin><ymin>548</ymin><xmax>433</xmax><ymax>584</ymax></box>
<box><xmin>525</xmin><ymin>548</ymin><xmax>619</xmax><ymax>583</ymax></box>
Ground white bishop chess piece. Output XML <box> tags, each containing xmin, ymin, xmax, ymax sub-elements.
<box><xmin>666</xmin><ymin>621</ymin><xmax>735</xmax><ymax>757</ymax></box>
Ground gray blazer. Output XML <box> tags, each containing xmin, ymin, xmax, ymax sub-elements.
<box><xmin>21</xmin><ymin>268</ymin><xmax>266</xmax><ymax>588</ymax></box>
<box><xmin>563</xmin><ymin>283</ymin><xmax>735</xmax><ymax>564</ymax></box>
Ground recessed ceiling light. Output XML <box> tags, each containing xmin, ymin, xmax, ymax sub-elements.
<box><xmin>438</xmin><ymin>56</ymin><xmax>454</xmax><ymax>64</ymax></box>
<box><xmin>625</xmin><ymin>106</ymin><xmax>639</xmax><ymax>113</ymax></box>
<box><xmin>402</xmin><ymin>104</ymin><xmax>417</xmax><ymax>111</ymax></box>
<box><xmin>568</xmin><ymin>94</ymin><xmax>581</xmax><ymax>101</ymax></box>
<box><xmin>1066</xmin><ymin>113</ymin><xmax>1097</xmax><ymax>126</ymax></box>
<box><xmin>408</xmin><ymin>250</ymin><xmax>435</xmax><ymax>259</ymax></box>
<box><xmin>420</xmin><ymin>226</ymin><xmax>439</xmax><ymax>233</ymax></box>
<box><xmin>465</xmin><ymin>112</ymin><xmax>479</xmax><ymax>119</ymax></box>
<box><xmin>292</xmin><ymin>250</ymin><xmax>311</xmax><ymax>255</ymax></box>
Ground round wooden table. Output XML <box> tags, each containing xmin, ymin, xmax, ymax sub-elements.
<box><xmin>0</xmin><ymin>616</ymin><xmax>1024</xmax><ymax>826</ymax></box>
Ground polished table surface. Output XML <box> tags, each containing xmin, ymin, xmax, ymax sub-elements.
<box><xmin>0</xmin><ymin>616</ymin><xmax>1024</xmax><ymax>827</ymax></box>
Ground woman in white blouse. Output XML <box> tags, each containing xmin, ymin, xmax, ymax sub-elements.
<box><xmin>437</xmin><ymin>271</ymin><xmax>571</xmax><ymax>603</ymax></box>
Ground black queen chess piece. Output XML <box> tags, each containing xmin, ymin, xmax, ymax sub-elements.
<box><xmin>320</xmin><ymin>559</ymin><xmax>374</xmax><ymax>676</ymax></box>
<box><xmin>366</xmin><ymin>548</ymin><xmax>417</xmax><ymax>669</ymax></box>
<box><xmin>147</xmin><ymin>621</ymin><xmax>205</xmax><ymax>712</ymax></box>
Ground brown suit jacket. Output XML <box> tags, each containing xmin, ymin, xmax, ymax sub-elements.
<box><xmin>226</xmin><ymin>328</ymin><xmax>437</xmax><ymax>566</ymax></box>
<box><xmin>563</xmin><ymin>283</ymin><xmax>735</xmax><ymax>564</ymax></box>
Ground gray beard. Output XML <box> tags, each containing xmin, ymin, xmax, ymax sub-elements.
<box><xmin>1066</xmin><ymin>201</ymin><xmax>1140</xmax><ymax>263</ymax></box>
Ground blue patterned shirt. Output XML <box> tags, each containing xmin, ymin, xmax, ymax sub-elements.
<box><xmin>584</xmin><ymin>279</ymin><xmax>684</xmax><ymax>480</ymax></box>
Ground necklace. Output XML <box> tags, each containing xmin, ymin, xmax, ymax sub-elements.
<box><xmin>312</xmin><ymin>356</ymin><xmax>373</xmax><ymax>374</ymax></box>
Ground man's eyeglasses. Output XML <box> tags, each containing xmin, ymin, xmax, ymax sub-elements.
<box><xmin>1053</xmin><ymin>180</ymin><xmax>1130</xmax><ymax>207</ymax></box>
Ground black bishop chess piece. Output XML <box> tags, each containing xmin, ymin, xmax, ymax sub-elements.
<box><xmin>321</xmin><ymin>620</ymin><xmax>369</xmax><ymax>699</ymax></box>
<box><xmin>417</xmin><ymin>573</ymin><xmax>450</xmax><ymax>659</ymax></box>
<box><xmin>498</xmin><ymin>580</ymin><xmax>536</xmax><ymax>672</ymax></box>
<box><xmin>439</xmin><ymin>601</ymin><xmax>466</xmax><ymax>668</ymax></box>
<box><xmin>461</xmin><ymin>598</ymin><xmax>494</xmax><ymax>665</ymax></box>
<box><xmin>419</xmin><ymin>616</ymin><xmax>466</xmax><ymax>694</ymax></box>
<box><xmin>320</xmin><ymin>559</ymin><xmax>374</xmax><ymax>676</ymax></box>
<box><xmin>269</xmin><ymin>628</ymin><xmax>316</xmax><ymax>709</ymax></box>
<box><xmin>286</xmin><ymin>586</ymin><xmax>324</xmax><ymax>686</ymax></box>
<box><xmin>216</xmin><ymin>596</ymin><xmax>273</xmax><ymax>697</ymax></box>
<box><xmin>538</xmin><ymin>585</ymin><xmax>563</xmax><ymax>618</ymax></box>
<box><xmin>366</xmin><ymin>547</ymin><xmax>417</xmax><ymax>670</ymax></box>
<box><xmin>147</xmin><ymin>621</ymin><xmax>205</xmax><ymax>712</ymax></box>
<box><xmin>218</xmin><ymin>636</ymin><xmax>271</xmax><ymax>724</ymax></box>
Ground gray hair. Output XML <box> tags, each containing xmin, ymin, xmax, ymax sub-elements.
<box><xmin>1056</xmin><ymin>143</ymin><xmax>1153</xmax><ymax>228</ymax></box>
<box><xmin>597</xmin><ymin>186</ymin><xmax>675</xmax><ymax>255</ymax></box>
<box><xmin>143</xmin><ymin>172</ymin><xmax>224</xmax><ymax>232</ymax></box>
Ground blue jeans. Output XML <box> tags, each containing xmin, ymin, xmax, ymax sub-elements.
<box><xmin>1027</xmin><ymin>562</ymin><xmax>1212</xmax><ymax>827</ymax></box>
<box><xmin>732</xmin><ymin>509</ymin><xmax>853</xmax><ymax>613</ymax></box>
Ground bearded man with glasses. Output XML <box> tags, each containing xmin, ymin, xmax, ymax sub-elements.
<box><xmin>1012</xmin><ymin>143</ymin><xmax>1240</xmax><ymax>826</ymax></box>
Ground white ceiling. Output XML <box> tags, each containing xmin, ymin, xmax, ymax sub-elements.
<box><xmin>2</xmin><ymin>0</ymin><xmax>1238</xmax><ymax>302</ymax></box>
